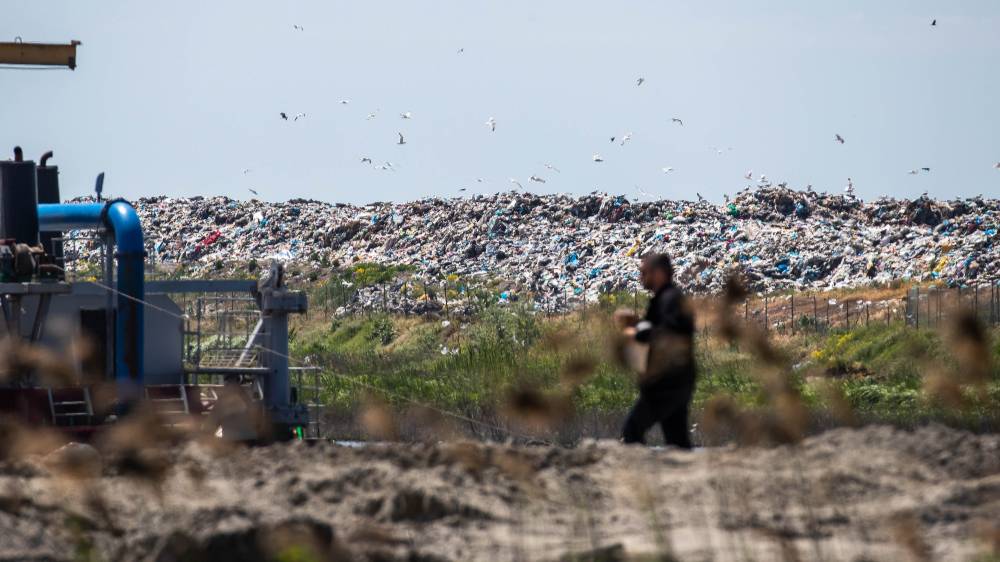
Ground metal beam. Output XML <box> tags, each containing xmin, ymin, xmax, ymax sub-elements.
<box><xmin>147</xmin><ymin>279</ymin><xmax>258</xmax><ymax>294</ymax></box>
<box><xmin>0</xmin><ymin>40</ymin><xmax>80</xmax><ymax>69</ymax></box>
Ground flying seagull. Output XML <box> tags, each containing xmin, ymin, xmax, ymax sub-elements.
<box><xmin>400</xmin><ymin>111</ymin><xmax>413</xmax><ymax>119</ymax></box>
<box><xmin>248</xmin><ymin>188</ymin><xmax>258</xmax><ymax>195</ymax></box>
<box><xmin>242</xmin><ymin>168</ymin><xmax>251</xmax><ymax>175</ymax></box>
<box><xmin>280</xmin><ymin>112</ymin><xmax>288</xmax><ymax>120</ymax></box>
<box><xmin>339</xmin><ymin>99</ymin><xmax>350</xmax><ymax>105</ymax></box>
<box><xmin>592</xmin><ymin>153</ymin><xmax>604</xmax><ymax>162</ymax></box>
<box><xmin>457</xmin><ymin>47</ymin><xmax>465</xmax><ymax>54</ymax></box>
<box><xmin>921</xmin><ymin>167</ymin><xmax>931</xmax><ymax>172</ymax></box>
<box><xmin>994</xmin><ymin>162</ymin><xmax>1000</xmax><ymax>169</ymax></box>
<box><xmin>931</xmin><ymin>19</ymin><xmax>937</xmax><ymax>26</ymax></box>
<box><xmin>529</xmin><ymin>175</ymin><xmax>546</xmax><ymax>183</ymax></box>
<box><xmin>620</xmin><ymin>132</ymin><xmax>633</xmax><ymax>146</ymax></box>
<box><xmin>835</xmin><ymin>134</ymin><xmax>845</xmax><ymax>144</ymax></box>
<box><xmin>458</xmin><ymin>187</ymin><xmax>467</xmax><ymax>192</ymax></box>
<box><xmin>293</xmin><ymin>24</ymin><xmax>304</xmax><ymax>31</ymax></box>
<box><xmin>366</xmin><ymin>110</ymin><xmax>379</xmax><ymax>120</ymax></box>
<box><xmin>544</xmin><ymin>163</ymin><xmax>560</xmax><ymax>173</ymax></box>
<box><xmin>293</xmin><ymin>112</ymin><xmax>306</xmax><ymax>121</ymax></box>
<box><xmin>671</xmin><ymin>118</ymin><xmax>684</xmax><ymax>126</ymax></box>
<box><xmin>635</xmin><ymin>184</ymin><xmax>653</xmax><ymax>199</ymax></box>
<box><xmin>609</xmin><ymin>136</ymin><xmax>616</xmax><ymax>143</ymax></box>
<box><xmin>486</xmin><ymin>117</ymin><xmax>496</xmax><ymax>132</ymax></box>
<box><xmin>908</xmin><ymin>169</ymin><xmax>919</xmax><ymax>175</ymax></box>
<box><xmin>662</xmin><ymin>167</ymin><xmax>674</xmax><ymax>174</ymax></box>
<box><xmin>476</xmin><ymin>178</ymin><xmax>485</xmax><ymax>183</ymax></box>
<box><xmin>697</xmin><ymin>193</ymin><xmax>705</xmax><ymax>202</ymax></box>
<box><xmin>397</xmin><ymin>132</ymin><xmax>406</xmax><ymax>145</ymax></box>
<box><xmin>509</xmin><ymin>178</ymin><xmax>524</xmax><ymax>190</ymax></box>
<box><xmin>744</xmin><ymin>170</ymin><xmax>753</xmax><ymax>180</ymax></box>
<box><xmin>636</xmin><ymin>77</ymin><xmax>645</xmax><ymax>86</ymax></box>
<box><xmin>361</xmin><ymin>157</ymin><xmax>373</xmax><ymax>165</ymax></box>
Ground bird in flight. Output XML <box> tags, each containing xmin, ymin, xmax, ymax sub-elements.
<box><xmin>379</xmin><ymin>161</ymin><xmax>395</xmax><ymax>171</ymax></box>
<box><xmin>486</xmin><ymin>117</ymin><xmax>496</xmax><ymax>132</ymax></box>
<box><xmin>592</xmin><ymin>154</ymin><xmax>604</xmax><ymax>162</ymax></box>
<box><xmin>662</xmin><ymin>167</ymin><xmax>674</xmax><ymax>174</ymax></box>
<box><xmin>544</xmin><ymin>163</ymin><xmax>560</xmax><ymax>173</ymax></box>
<box><xmin>397</xmin><ymin>132</ymin><xmax>406</xmax><ymax>145</ymax></box>
<box><xmin>458</xmin><ymin>187</ymin><xmax>467</xmax><ymax>192</ymax></box>
<box><xmin>908</xmin><ymin>170</ymin><xmax>919</xmax><ymax>175</ymax></box>
<box><xmin>457</xmin><ymin>47</ymin><xmax>464</xmax><ymax>54</ymax></box>
<box><xmin>529</xmin><ymin>175</ymin><xmax>546</xmax><ymax>183</ymax></box>
<box><xmin>697</xmin><ymin>193</ymin><xmax>705</xmax><ymax>202</ymax></box>
<box><xmin>994</xmin><ymin>162</ymin><xmax>1000</xmax><ymax>169</ymax></box>
<box><xmin>931</xmin><ymin>19</ymin><xmax>937</xmax><ymax>26</ymax></box>
<box><xmin>476</xmin><ymin>178</ymin><xmax>485</xmax><ymax>183</ymax></box>
<box><xmin>620</xmin><ymin>132</ymin><xmax>633</xmax><ymax>146</ymax></box>
<box><xmin>361</xmin><ymin>157</ymin><xmax>373</xmax><ymax>165</ymax></box>
<box><xmin>339</xmin><ymin>99</ymin><xmax>350</xmax><ymax>105</ymax></box>
<box><xmin>636</xmin><ymin>77</ymin><xmax>645</xmax><ymax>86</ymax></box>
<box><xmin>609</xmin><ymin>136</ymin><xmax>616</xmax><ymax>143</ymax></box>
<box><xmin>744</xmin><ymin>170</ymin><xmax>753</xmax><ymax>180</ymax></box>
<box><xmin>835</xmin><ymin>134</ymin><xmax>845</xmax><ymax>144</ymax></box>
<box><xmin>366</xmin><ymin>110</ymin><xmax>379</xmax><ymax>120</ymax></box>
<box><xmin>293</xmin><ymin>24</ymin><xmax>304</xmax><ymax>31</ymax></box>
<box><xmin>280</xmin><ymin>112</ymin><xmax>288</xmax><ymax>120</ymax></box>
<box><xmin>400</xmin><ymin>112</ymin><xmax>413</xmax><ymax>119</ymax></box>
<box><xmin>509</xmin><ymin>178</ymin><xmax>524</xmax><ymax>190</ymax></box>
<box><xmin>248</xmin><ymin>188</ymin><xmax>258</xmax><ymax>195</ymax></box>
<box><xmin>921</xmin><ymin>167</ymin><xmax>931</xmax><ymax>172</ymax></box>
<box><xmin>635</xmin><ymin>185</ymin><xmax>653</xmax><ymax>199</ymax></box>
<box><xmin>671</xmin><ymin>118</ymin><xmax>684</xmax><ymax>126</ymax></box>
<box><xmin>242</xmin><ymin>168</ymin><xmax>251</xmax><ymax>175</ymax></box>
<box><xmin>293</xmin><ymin>112</ymin><xmax>306</xmax><ymax>121</ymax></box>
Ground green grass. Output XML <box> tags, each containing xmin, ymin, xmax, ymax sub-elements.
<box><xmin>292</xmin><ymin>301</ymin><xmax>1000</xmax><ymax>435</ymax></box>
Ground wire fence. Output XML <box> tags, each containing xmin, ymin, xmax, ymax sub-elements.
<box><xmin>305</xmin><ymin>270</ymin><xmax>1000</xmax><ymax>336</ymax></box>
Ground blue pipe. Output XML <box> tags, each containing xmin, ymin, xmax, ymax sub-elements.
<box><xmin>38</xmin><ymin>201</ymin><xmax>145</xmax><ymax>398</ymax></box>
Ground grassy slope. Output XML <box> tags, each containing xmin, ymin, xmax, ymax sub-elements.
<box><xmin>291</xmin><ymin>291</ymin><xmax>1000</xmax><ymax>436</ymax></box>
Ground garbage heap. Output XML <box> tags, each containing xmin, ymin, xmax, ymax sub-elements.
<box><xmin>66</xmin><ymin>187</ymin><xmax>999</xmax><ymax>314</ymax></box>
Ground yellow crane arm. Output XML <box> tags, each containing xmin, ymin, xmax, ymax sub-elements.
<box><xmin>0</xmin><ymin>40</ymin><xmax>81</xmax><ymax>69</ymax></box>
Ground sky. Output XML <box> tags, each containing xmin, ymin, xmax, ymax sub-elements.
<box><xmin>2</xmin><ymin>0</ymin><xmax>999</xmax><ymax>204</ymax></box>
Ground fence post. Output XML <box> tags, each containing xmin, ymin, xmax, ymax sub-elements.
<box><xmin>790</xmin><ymin>295</ymin><xmax>795</xmax><ymax>335</ymax></box>
<box><xmin>764</xmin><ymin>296</ymin><xmax>769</xmax><ymax>332</ymax></box>
<box><xmin>926</xmin><ymin>288</ymin><xmax>932</xmax><ymax>329</ymax></box>
<box><xmin>812</xmin><ymin>295</ymin><xmax>818</xmax><ymax>333</ymax></box>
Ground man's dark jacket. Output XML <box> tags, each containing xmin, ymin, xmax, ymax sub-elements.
<box><xmin>634</xmin><ymin>283</ymin><xmax>696</xmax><ymax>392</ymax></box>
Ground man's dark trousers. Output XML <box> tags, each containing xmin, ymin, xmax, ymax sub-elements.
<box><xmin>622</xmin><ymin>381</ymin><xmax>694</xmax><ymax>448</ymax></box>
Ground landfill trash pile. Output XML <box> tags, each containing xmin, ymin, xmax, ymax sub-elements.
<box><xmin>65</xmin><ymin>187</ymin><xmax>999</xmax><ymax>313</ymax></box>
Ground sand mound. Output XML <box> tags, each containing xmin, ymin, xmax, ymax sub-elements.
<box><xmin>0</xmin><ymin>424</ymin><xmax>997</xmax><ymax>561</ymax></box>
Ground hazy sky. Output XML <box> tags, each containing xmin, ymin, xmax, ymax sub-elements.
<box><xmin>2</xmin><ymin>1</ymin><xmax>999</xmax><ymax>204</ymax></box>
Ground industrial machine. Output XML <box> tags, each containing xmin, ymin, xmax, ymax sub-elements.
<box><xmin>0</xmin><ymin>147</ymin><xmax>316</xmax><ymax>440</ymax></box>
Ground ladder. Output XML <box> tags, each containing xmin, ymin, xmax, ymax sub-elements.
<box><xmin>47</xmin><ymin>387</ymin><xmax>93</xmax><ymax>425</ymax></box>
<box><xmin>144</xmin><ymin>385</ymin><xmax>191</xmax><ymax>423</ymax></box>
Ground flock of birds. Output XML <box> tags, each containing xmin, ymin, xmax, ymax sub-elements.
<box><xmin>247</xmin><ymin>18</ymin><xmax>999</xmax><ymax>200</ymax></box>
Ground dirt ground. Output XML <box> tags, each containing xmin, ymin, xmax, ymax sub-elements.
<box><xmin>0</xmin><ymin>424</ymin><xmax>997</xmax><ymax>562</ymax></box>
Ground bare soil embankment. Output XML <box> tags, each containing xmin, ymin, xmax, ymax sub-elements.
<box><xmin>0</xmin><ymin>424</ymin><xmax>998</xmax><ymax>561</ymax></box>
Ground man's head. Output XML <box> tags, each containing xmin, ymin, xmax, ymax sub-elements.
<box><xmin>640</xmin><ymin>253</ymin><xmax>673</xmax><ymax>292</ymax></box>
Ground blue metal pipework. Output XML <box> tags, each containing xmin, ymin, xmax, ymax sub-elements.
<box><xmin>37</xmin><ymin>201</ymin><xmax>145</xmax><ymax>397</ymax></box>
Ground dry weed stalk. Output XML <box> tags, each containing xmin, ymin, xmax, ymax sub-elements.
<box><xmin>358</xmin><ymin>393</ymin><xmax>399</xmax><ymax>441</ymax></box>
<box><xmin>503</xmin><ymin>384</ymin><xmax>573</xmax><ymax>432</ymax></box>
<box><xmin>890</xmin><ymin>512</ymin><xmax>933</xmax><ymax>562</ymax></box>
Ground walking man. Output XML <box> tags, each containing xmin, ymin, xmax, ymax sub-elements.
<box><xmin>616</xmin><ymin>253</ymin><xmax>696</xmax><ymax>448</ymax></box>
